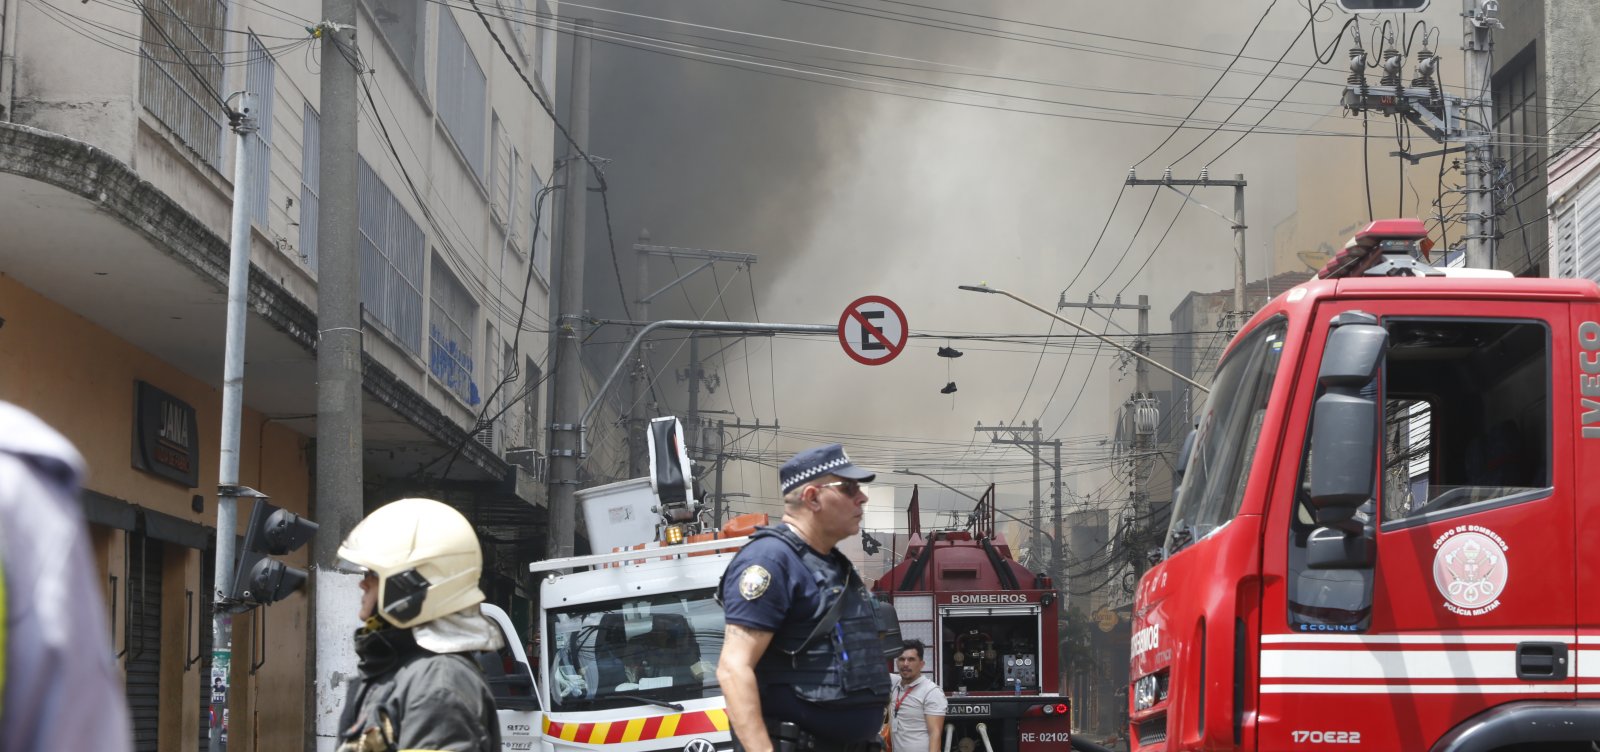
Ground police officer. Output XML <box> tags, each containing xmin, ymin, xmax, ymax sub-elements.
<box><xmin>334</xmin><ymin>498</ymin><xmax>502</xmax><ymax>752</ymax></box>
<box><xmin>717</xmin><ymin>444</ymin><xmax>891</xmax><ymax>752</ymax></box>
<box><xmin>0</xmin><ymin>402</ymin><xmax>132</xmax><ymax>751</ymax></box>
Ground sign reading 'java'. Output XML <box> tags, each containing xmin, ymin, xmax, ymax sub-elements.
<box><xmin>132</xmin><ymin>380</ymin><xmax>199</xmax><ymax>488</ymax></box>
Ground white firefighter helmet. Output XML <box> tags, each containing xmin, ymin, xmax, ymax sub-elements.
<box><xmin>337</xmin><ymin>498</ymin><xmax>485</xmax><ymax>629</ymax></box>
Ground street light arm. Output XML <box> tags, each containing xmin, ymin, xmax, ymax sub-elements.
<box><xmin>893</xmin><ymin>468</ymin><xmax>983</xmax><ymax>503</ymax></box>
<box><xmin>958</xmin><ymin>284</ymin><xmax>1210</xmax><ymax>393</ymax></box>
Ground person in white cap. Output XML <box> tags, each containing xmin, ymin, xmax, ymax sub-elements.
<box><xmin>334</xmin><ymin>497</ymin><xmax>503</xmax><ymax>752</ymax></box>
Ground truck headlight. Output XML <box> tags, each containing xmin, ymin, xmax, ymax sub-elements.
<box><xmin>1133</xmin><ymin>673</ymin><xmax>1163</xmax><ymax>711</ymax></box>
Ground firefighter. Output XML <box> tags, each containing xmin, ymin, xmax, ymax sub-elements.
<box><xmin>334</xmin><ymin>498</ymin><xmax>502</xmax><ymax>752</ymax></box>
<box><xmin>0</xmin><ymin>402</ymin><xmax>132</xmax><ymax>752</ymax></box>
<box><xmin>718</xmin><ymin>443</ymin><xmax>891</xmax><ymax>752</ymax></box>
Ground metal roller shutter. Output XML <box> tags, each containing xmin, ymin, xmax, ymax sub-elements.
<box><xmin>125</xmin><ymin>534</ymin><xmax>163</xmax><ymax>752</ymax></box>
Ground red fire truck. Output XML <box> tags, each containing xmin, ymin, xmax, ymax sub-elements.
<box><xmin>874</xmin><ymin>486</ymin><xmax>1075</xmax><ymax>752</ymax></box>
<box><xmin>1129</xmin><ymin>218</ymin><xmax>1600</xmax><ymax>750</ymax></box>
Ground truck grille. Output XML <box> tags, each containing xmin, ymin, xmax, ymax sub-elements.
<box><xmin>1136</xmin><ymin>714</ymin><xmax>1168</xmax><ymax>747</ymax></box>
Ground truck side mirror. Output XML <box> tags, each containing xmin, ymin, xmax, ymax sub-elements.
<box><xmin>1308</xmin><ymin>311</ymin><xmax>1387</xmax><ymax>530</ymax></box>
<box><xmin>1307</xmin><ymin>501</ymin><xmax>1376</xmax><ymax>569</ymax></box>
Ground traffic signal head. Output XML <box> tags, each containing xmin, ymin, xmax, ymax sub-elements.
<box><xmin>1335</xmin><ymin>0</ymin><xmax>1430</xmax><ymax>11</ymax></box>
<box><xmin>230</xmin><ymin>498</ymin><xmax>318</xmax><ymax>607</ymax></box>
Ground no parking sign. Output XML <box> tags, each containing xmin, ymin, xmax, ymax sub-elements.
<box><xmin>838</xmin><ymin>295</ymin><xmax>908</xmax><ymax>366</ymax></box>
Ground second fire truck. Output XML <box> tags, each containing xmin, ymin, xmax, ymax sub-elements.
<box><xmin>874</xmin><ymin>486</ymin><xmax>1075</xmax><ymax>752</ymax></box>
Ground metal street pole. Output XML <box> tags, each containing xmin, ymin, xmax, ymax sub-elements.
<box><xmin>209</xmin><ymin>93</ymin><xmax>256</xmax><ymax>752</ymax></box>
<box><xmin>548</xmin><ymin>19</ymin><xmax>593</xmax><ymax>560</ymax></box>
<box><xmin>1232</xmin><ymin>175</ymin><xmax>1247</xmax><ymax>314</ymax></box>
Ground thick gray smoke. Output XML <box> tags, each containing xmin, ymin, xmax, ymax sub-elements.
<box><xmin>562</xmin><ymin>1</ymin><xmax>1454</xmax><ymax>519</ymax></box>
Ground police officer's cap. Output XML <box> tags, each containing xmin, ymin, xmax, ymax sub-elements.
<box><xmin>780</xmin><ymin>443</ymin><xmax>876</xmax><ymax>494</ymax></box>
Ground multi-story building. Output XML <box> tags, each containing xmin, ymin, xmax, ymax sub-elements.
<box><xmin>0</xmin><ymin>0</ymin><xmax>573</xmax><ymax>747</ymax></box>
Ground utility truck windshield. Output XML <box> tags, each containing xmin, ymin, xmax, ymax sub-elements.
<box><xmin>548</xmin><ymin>588</ymin><xmax>725</xmax><ymax>711</ymax></box>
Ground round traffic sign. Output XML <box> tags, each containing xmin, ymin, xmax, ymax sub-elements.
<box><xmin>838</xmin><ymin>295</ymin><xmax>908</xmax><ymax>366</ymax></box>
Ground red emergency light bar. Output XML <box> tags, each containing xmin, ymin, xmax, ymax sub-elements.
<box><xmin>1318</xmin><ymin>218</ymin><xmax>1438</xmax><ymax>279</ymax></box>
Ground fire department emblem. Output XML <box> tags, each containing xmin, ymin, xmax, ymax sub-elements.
<box><xmin>739</xmin><ymin>565</ymin><xmax>771</xmax><ymax>600</ymax></box>
<box><xmin>1432</xmin><ymin>528</ymin><xmax>1509</xmax><ymax>616</ymax></box>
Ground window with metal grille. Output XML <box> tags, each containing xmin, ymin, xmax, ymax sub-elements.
<box><xmin>371</xmin><ymin>0</ymin><xmax>427</xmax><ymax>92</ymax></box>
<box><xmin>436</xmin><ymin>10</ymin><xmax>488</xmax><ymax>181</ymax></box>
<box><xmin>535</xmin><ymin>0</ymin><xmax>554</xmax><ymax>94</ymax></box>
<box><xmin>501</xmin><ymin>0</ymin><xmax>530</xmax><ymax>59</ymax></box>
<box><xmin>300</xmin><ymin>105</ymin><xmax>320</xmax><ymax>272</ymax></box>
<box><xmin>491</xmin><ymin>112</ymin><xmax>521</xmax><ymax>232</ymax></box>
<box><xmin>244</xmin><ymin>34</ymin><xmax>275</xmax><ymax>230</ymax></box>
<box><xmin>358</xmin><ymin>158</ymin><xmax>425</xmax><ymax>352</ymax></box>
<box><xmin>137</xmin><ymin>0</ymin><xmax>227</xmax><ymax>167</ymax></box>
<box><xmin>430</xmin><ymin>254</ymin><xmax>480</xmax><ymax>405</ymax></box>
<box><xmin>1493</xmin><ymin>45</ymin><xmax>1540</xmax><ymax>198</ymax></box>
<box><xmin>1493</xmin><ymin>42</ymin><xmax>1546</xmax><ymax>272</ymax></box>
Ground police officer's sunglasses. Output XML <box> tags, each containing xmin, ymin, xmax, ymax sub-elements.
<box><xmin>815</xmin><ymin>480</ymin><xmax>862</xmax><ymax>496</ymax></box>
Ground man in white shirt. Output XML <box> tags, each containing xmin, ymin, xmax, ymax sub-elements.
<box><xmin>889</xmin><ymin>640</ymin><xmax>946</xmax><ymax>752</ymax></box>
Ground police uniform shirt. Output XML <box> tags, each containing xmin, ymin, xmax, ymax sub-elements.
<box><xmin>722</xmin><ymin>525</ymin><xmax>884</xmax><ymax>744</ymax></box>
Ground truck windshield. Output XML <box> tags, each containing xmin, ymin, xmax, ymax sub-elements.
<box><xmin>1167</xmin><ymin>316</ymin><xmax>1288</xmax><ymax>555</ymax></box>
<box><xmin>547</xmin><ymin>588</ymin><xmax>724</xmax><ymax>712</ymax></box>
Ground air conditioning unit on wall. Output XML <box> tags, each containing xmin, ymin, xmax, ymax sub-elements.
<box><xmin>473</xmin><ymin>420</ymin><xmax>499</xmax><ymax>453</ymax></box>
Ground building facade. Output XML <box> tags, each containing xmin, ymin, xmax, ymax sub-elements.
<box><xmin>0</xmin><ymin>0</ymin><xmax>579</xmax><ymax>747</ymax></box>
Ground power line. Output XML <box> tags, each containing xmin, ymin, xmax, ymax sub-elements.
<box><xmin>1134</xmin><ymin>0</ymin><xmax>1280</xmax><ymax>168</ymax></box>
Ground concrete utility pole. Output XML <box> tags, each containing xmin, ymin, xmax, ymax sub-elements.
<box><xmin>1032</xmin><ymin>421</ymin><xmax>1041</xmax><ymax>562</ymax></box>
<box><xmin>1055</xmin><ymin>292</ymin><xmax>1159</xmax><ymax>595</ymax></box>
<box><xmin>712</xmin><ymin>419</ymin><xmax>726</xmax><ymax>526</ymax></box>
<box><xmin>685</xmin><ymin>334</ymin><xmax>702</xmax><ymax>458</ymax></box>
<box><xmin>1128</xmin><ymin>296</ymin><xmax>1157</xmax><ymax>584</ymax></box>
<box><xmin>548</xmin><ymin>19</ymin><xmax>593</xmax><ymax>560</ymax></box>
<box><xmin>975</xmin><ymin>422</ymin><xmax>1047</xmax><ymax>568</ymax></box>
<box><xmin>309</xmin><ymin>1</ymin><xmax>363</xmax><ymax>746</ymax></box>
<box><xmin>1461</xmin><ymin>0</ymin><xmax>1498</xmax><ymax>268</ymax></box>
<box><xmin>1124</xmin><ymin>171</ymin><xmax>1247</xmax><ymax>316</ymax></box>
<box><xmin>210</xmin><ymin>92</ymin><xmax>257</xmax><ymax>752</ymax></box>
<box><xmin>628</xmin><ymin>231</ymin><xmax>653</xmax><ymax>476</ymax></box>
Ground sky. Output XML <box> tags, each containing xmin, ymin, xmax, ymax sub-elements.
<box><xmin>554</xmin><ymin>0</ymin><xmax>1466</xmax><ymax>527</ymax></box>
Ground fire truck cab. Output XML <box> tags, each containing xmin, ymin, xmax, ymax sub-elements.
<box><xmin>1130</xmin><ymin>219</ymin><xmax>1600</xmax><ymax>750</ymax></box>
